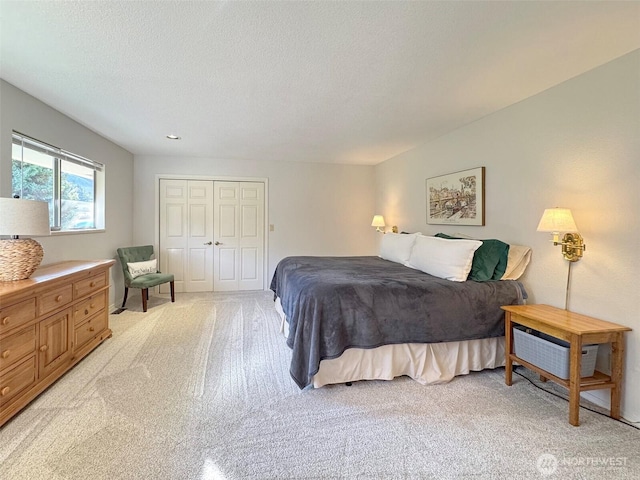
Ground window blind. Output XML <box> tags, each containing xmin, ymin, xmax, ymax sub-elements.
<box><xmin>12</xmin><ymin>132</ymin><xmax>104</xmax><ymax>172</ymax></box>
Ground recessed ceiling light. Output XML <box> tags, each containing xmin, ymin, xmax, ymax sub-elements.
<box><xmin>166</xmin><ymin>134</ymin><xmax>181</xmax><ymax>140</ymax></box>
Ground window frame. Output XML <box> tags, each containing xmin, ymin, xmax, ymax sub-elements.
<box><xmin>11</xmin><ymin>131</ymin><xmax>106</xmax><ymax>233</ymax></box>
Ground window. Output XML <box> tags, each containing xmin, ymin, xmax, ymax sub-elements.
<box><xmin>11</xmin><ymin>132</ymin><xmax>105</xmax><ymax>232</ymax></box>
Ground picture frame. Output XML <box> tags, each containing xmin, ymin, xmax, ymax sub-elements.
<box><xmin>426</xmin><ymin>167</ymin><xmax>485</xmax><ymax>226</ymax></box>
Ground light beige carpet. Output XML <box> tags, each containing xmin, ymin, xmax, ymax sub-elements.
<box><xmin>1</xmin><ymin>291</ymin><xmax>638</xmax><ymax>479</ymax></box>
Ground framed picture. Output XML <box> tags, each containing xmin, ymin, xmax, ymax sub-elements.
<box><xmin>426</xmin><ymin>167</ymin><xmax>485</xmax><ymax>226</ymax></box>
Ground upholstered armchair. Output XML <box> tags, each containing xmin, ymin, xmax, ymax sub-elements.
<box><xmin>116</xmin><ymin>245</ymin><xmax>175</xmax><ymax>312</ymax></box>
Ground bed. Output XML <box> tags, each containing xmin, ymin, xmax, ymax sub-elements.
<box><xmin>271</xmin><ymin>233</ymin><xmax>531</xmax><ymax>389</ymax></box>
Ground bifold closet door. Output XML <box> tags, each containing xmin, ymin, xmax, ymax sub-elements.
<box><xmin>159</xmin><ymin>179</ymin><xmax>214</xmax><ymax>292</ymax></box>
<box><xmin>213</xmin><ymin>181</ymin><xmax>265</xmax><ymax>292</ymax></box>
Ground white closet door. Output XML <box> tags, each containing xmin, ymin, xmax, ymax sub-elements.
<box><xmin>185</xmin><ymin>180</ymin><xmax>214</xmax><ymax>291</ymax></box>
<box><xmin>159</xmin><ymin>179</ymin><xmax>214</xmax><ymax>292</ymax></box>
<box><xmin>213</xmin><ymin>181</ymin><xmax>264</xmax><ymax>291</ymax></box>
<box><xmin>159</xmin><ymin>179</ymin><xmax>187</xmax><ymax>293</ymax></box>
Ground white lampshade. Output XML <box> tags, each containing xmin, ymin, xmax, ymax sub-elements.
<box><xmin>0</xmin><ymin>198</ymin><xmax>51</xmax><ymax>237</ymax></box>
<box><xmin>536</xmin><ymin>208</ymin><xmax>578</xmax><ymax>233</ymax></box>
<box><xmin>371</xmin><ymin>215</ymin><xmax>386</xmax><ymax>228</ymax></box>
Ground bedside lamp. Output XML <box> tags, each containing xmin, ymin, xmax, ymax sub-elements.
<box><xmin>536</xmin><ymin>207</ymin><xmax>586</xmax><ymax>310</ymax></box>
<box><xmin>371</xmin><ymin>215</ymin><xmax>386</xmax><ymax>233</ymax></box>
<box><xmin>536</xmin><ymin>208</ymin><xmax>585</xmax><ymax>262</ymax></box>
<box><xmin>0</xmin><ymin>197</ymin><xmax>50</xmax><ymax>281</ymax></box>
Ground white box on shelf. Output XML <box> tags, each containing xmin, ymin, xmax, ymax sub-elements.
<box><xmin>513</xmin><ymin>326</ymin><xmax>598</xmax><ymax>380</ymax></box>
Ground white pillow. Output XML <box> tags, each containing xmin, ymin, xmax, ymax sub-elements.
<box><xmin>379</xmin><ymin>233</ymin><xmax>421</xmax><ymax>265</ymax></box>
<box><xmin>407</xmin><ymin>235</ymin><xmax>482</xmax><ymax>281</ymax></box>
<box><xmin>127</xmin><ymin>259</ymin><xmax>157</xmax><ymax>278</ymax></box>
<box><xmin>501</xmin><ymin>244</ymin><xmax>532</xmax><ymax>280</ymax></box>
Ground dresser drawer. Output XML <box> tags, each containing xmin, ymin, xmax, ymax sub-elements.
<box><xmin>0</xmin><ymin>326</ymin><xmax>37</xmax><ymax>372</ymax></box>
<box><xmin>0</xmin><ymin>298</ymin><xmax>36</xmax><ymax>336</ymax></box>
<box><xmin>74</xmin><ymin>272</ymin><xmax>107</xmax><ymax>299</ymax></box>
<box><xmin>39</xmin><ymin>285</ymin><xmax>73</xmax><ymax>316</ymax></box>
<box><xmin>74</xmin><ymin>313</ymin><xmax>108</xmax><ymax>350</ymax></box>
<box><xmin>0</xmin><ymin>356</ymin><xmax>36</xmax><ymax>408</ymax></box>
<box><xmin>74</xmin><ymin>291</ymin><xmax>107</xmax><ymax>326</ymax></box>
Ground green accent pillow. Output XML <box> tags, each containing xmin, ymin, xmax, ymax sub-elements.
<box><xmin>491</xmin><ymin>242</ymin><xmax>510</xmax><ymax>280</ymax></box>
<box><xmin>435</xmin><ymin>233</ymin><xmax>510</xmax><ymax>281</ymax></box>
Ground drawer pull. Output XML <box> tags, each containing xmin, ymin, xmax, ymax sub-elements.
<box><xmin>85</xmin><ymin>309</ymin><xmax>89</xmax><ymax>315</ymax></box>
<box><xmin>90</xmin><ymin>304</ymin><xmax>95</xmax><ymax>309</ymax></box>
<box><xmin>1</xmin><ymin>386</ymin><xmax>10</xmax><ymax>396</ymax></box>
<box><xmin>1</xmin><ymin>350</ymin><xmax>10</xmax><ymax>359</ymax></box>
<box><xmin>2</xmin><ymin>316</ymin><xmax>9</xmax><ymax>326</ymax></box>
<box><xmin>55</xmin><ymin>295</ymin><xmax>63</xmax><ymax>302</ymax></box>
<box><xmin>90</xmin><ymin>282</ymin><xmax>95</xmax><ymax>287</ymax></box>
<box><xmin>89</xmin><ymin>327</ymin><xmax>95</xmax><ymax>332</ymax></box>
<box><xmin>39</xmin><ymin>345</ymin><xmax>48</xmax><ymax>352</ymax></box>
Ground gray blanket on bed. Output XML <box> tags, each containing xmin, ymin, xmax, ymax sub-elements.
<box><xmin>270</xmin><ymin>256</ymin><xmax>526</xmax><ymax>388</ymax></box>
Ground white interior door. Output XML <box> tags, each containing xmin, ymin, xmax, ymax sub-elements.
<box><xmin>159</xmin><ymin>179</ymin><xmax>187</xmax><ymax>293</ymax></box>
<box><xmin>185</xmin><ymin>181</ymin><xmax>214</xmax><ymax>291</ymax></box>
<box><xmin>213</xmin><ymin>181</ymin><xmax>264</xmax><ymax>291</ymax></box>
<box><xmin>159</xmin><ymin>179</ymin><xmax>214</xmax><ymax>292</ymax></box>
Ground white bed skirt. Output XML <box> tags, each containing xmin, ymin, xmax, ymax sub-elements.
<box><xmin>275</xmin><ymin>297</ymin><xmax>505</xmax><ymax>388</ymax></box>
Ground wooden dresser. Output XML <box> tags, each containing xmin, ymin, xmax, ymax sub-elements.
<box><xmin>0</xmin><ymin>260</ymin><xmax>115</xmax><ymax>427</ymax></box>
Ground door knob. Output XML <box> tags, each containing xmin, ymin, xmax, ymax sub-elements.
<box><xmin>214</xmin><ymin>241</ymin><xmax>222</xmax><ymax>246</ymax></box>
<box><xmin>204</xmin><ymin>241</ymin><xmax>213</xmax><ymax>245</ymax></box>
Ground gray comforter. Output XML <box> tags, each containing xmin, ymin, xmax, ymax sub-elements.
<box><xmin>270</xmin><ymin>256</ymin><xmax>526</xmax><ymax>388</ymax></box>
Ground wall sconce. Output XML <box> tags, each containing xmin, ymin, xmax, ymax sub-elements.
<box><xmin>536</xmin><ymin>208</ymin><xmax>586</xmax><ymax>262</ymax></box>
<box><xmin>537</xmin><ymin>207</ymin><xmax>586</xmax><ymax>310</ymax></box>
<box><xmin>371</xmin><ymin>215</ymin><xmax>386</xmax><ymax>233</ymax></box>
<box><xmin>0</xmin><ymin>197</ymin><xmax>51</xmax><ymax>281</ymax></box>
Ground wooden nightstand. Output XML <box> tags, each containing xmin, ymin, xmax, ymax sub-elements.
<box><xmin>501</xmin><ymin>304</ymin><xmax>632</xmax><ymax>426</ymax></box>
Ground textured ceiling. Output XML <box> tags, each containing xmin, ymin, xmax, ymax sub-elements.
<box><xmin>1</xmin><ymin>1</ymin><xmax>639</xmax><ymax>165</ymax></box>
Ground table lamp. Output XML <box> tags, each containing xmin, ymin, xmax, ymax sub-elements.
<box><xmin>0</xmin><ymin>197</ymin><xmax>51</xmax><ymax>281</ymax></box>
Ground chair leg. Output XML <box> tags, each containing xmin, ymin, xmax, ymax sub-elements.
<box><xmin>122</xmin><ymin>287</ymin><xmax>129</xmax><ymax>309</ymax></box>
<box><xmin>142</xmin><ymin>289</ymin><xmax>148</xmax><ymax>312</ymax></box>
<box><xmin>170</xmin><ymin>281</ymin><xmax>175</xmax><ymax>303</ymax></box>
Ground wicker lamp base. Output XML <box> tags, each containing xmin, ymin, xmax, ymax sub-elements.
<box><xmin>0</xmin><ymin>238</ymin><xmax>45</xmax><ymax>281</ymax></box>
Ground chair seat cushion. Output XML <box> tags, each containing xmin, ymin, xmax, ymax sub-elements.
<box><xmin>129</xmin><ymin>273</ymin><xmax>174</xmax><ymax>288</ymax></box>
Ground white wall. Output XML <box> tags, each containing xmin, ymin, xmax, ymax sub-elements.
<box><xmin>0</xmin><ymin>80</ymin><xmax>134</xmax><ymax>308</ymax></box>
<box><xmin>375</xmin><ymin>51</ymin><xmax>640</xmax><ymax>421</ymax></box>
<box><xmin>133</xmin><ymin>156</ymin><xmax>377</xmax><ymax>283</ymax></box>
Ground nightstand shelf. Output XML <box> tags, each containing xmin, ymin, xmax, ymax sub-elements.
<box><xmin>501</xmin><ymin>304</ymin><xmax>631</xmax><ymax>426</ymax></box>
<box><xmin>511</xmin><ymin>356</ymin><xmax>613</xmax><ymax>389</ymax></box>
